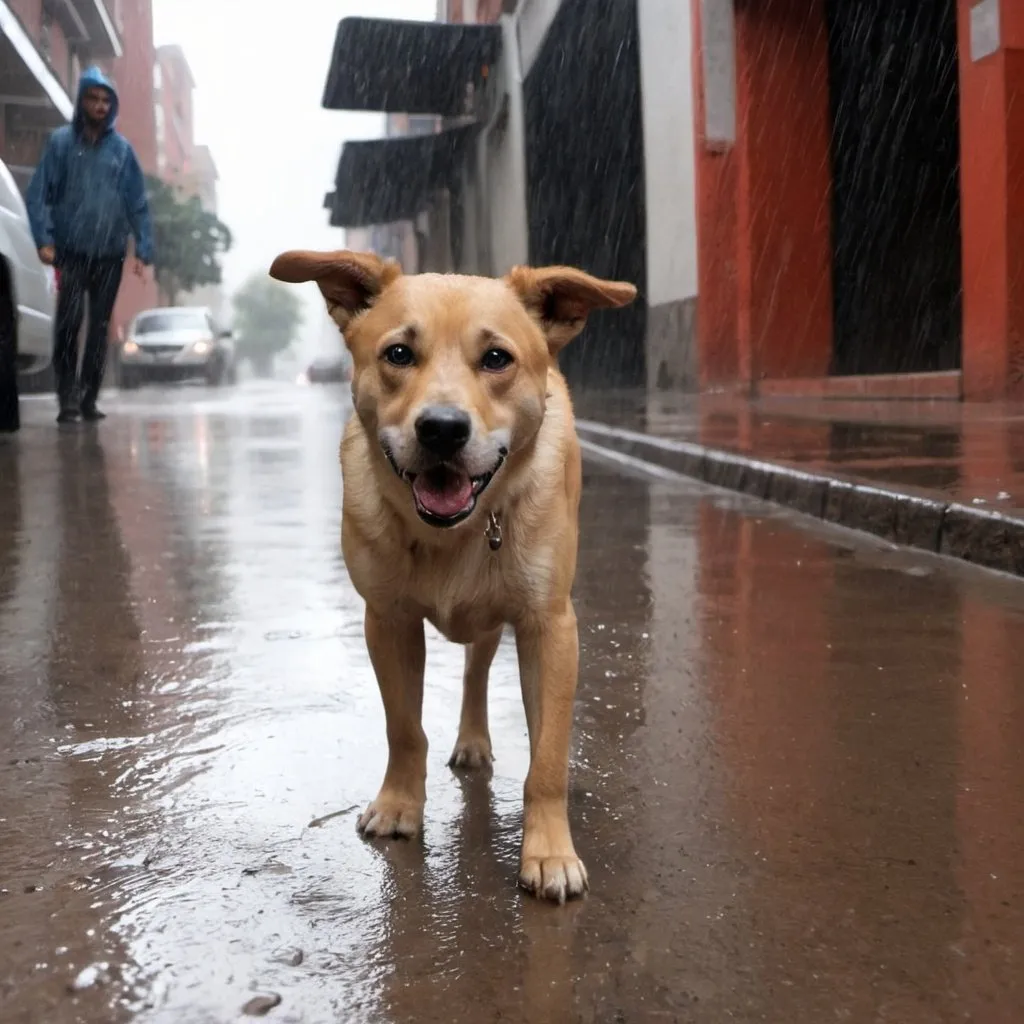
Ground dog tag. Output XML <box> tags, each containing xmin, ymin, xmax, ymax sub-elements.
<box><xmin>485</xmin><ymin>511</ymin><xmax>502</xmax><ymax>552</ymax></box>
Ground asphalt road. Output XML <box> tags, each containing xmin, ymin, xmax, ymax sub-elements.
<box><xmin>1</xmin><ymin>382</ymin><xmax>1022</xmax><ymax>1023</ymax></box>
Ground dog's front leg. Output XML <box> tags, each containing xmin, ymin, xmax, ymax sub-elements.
<box><xmin>515</xmin><ymin>603</ymin><xmax>587</xmax><ymax>902</ymax></box>
<box><xmin>448</xmin><ymin>625</ymin><xmax>502</xmax><ymax>770</ymax></box>
<box><xmin>357</xmin><ymin>607</ymin><xmax>427</xmax><ymax>839</ymax></box>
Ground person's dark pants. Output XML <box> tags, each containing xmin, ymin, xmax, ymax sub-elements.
<box><xmin>54</xmin><ymin>253</ymin><xmax>124</xmax><ymax>412</ymax></box>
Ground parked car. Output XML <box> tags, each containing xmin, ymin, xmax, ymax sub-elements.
<box><xmin>304</xmin><ymin>354</ymin><xmax>350</xmax><ymax>384</ymax></box>
<box><xmin>0</xmin><ymin>158</ymin><xmax>56</xmax><ymax>376</ymax></box>
<box><xmin>119</xmin><ymin>306</ymin><xmax>236</xmax><ymax>389</ymax></box>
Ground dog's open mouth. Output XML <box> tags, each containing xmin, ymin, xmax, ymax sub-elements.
<box><xmin>407</xmin><ymin>464</ymin><xmax>496</xmax><ymax>527</ymax></box>
<box><xmin>381</xmin><ymin>445</ymin><xmax>503</xmax><ymax>528</ymax></box>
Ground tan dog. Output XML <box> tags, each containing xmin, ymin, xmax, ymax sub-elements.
<box><xmin>269</xmin><ymin>250</ymin><xmax>636</xmax><ymax>902</ymax></box>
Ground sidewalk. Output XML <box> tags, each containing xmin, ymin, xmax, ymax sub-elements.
<box><xmin>573</xmin><ymin>391</ymin><xmax>1024</xmax><ymax>579</ymax></box>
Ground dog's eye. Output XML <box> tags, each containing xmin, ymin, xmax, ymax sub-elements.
<box><xmin>382</xmin><ymin>344</ymin><xmax>415</xmax><ymax>367</ymax></box>
<box><xmin>481</xmin><ymin>348</ymin><xmax>514</xmax><ymax>372</ymax></box>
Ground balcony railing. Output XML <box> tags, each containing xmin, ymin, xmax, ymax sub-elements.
<box><xmin>47</xmin><ymin>0</ymin><xmax>122</xmax><ymax>59</ymax></box>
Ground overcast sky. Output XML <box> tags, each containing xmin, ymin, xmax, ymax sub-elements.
<box><xmin>152</xmin><ymin>0</ymin><xmax>436</xmax><ymax>356</ymax></box>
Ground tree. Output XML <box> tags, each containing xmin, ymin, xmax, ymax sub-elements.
<box><xmin>146</xmin><ymin>175</ymin><xmax>232</xmax><ymax>306</ymax></box>
<box><xmin>232</xmin><ymin>273</ymin><xmax>304</xmax><ymax>377</ymax></box>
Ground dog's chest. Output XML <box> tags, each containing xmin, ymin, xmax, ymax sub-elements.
<box><xmin>407</xmin><ymin>544</ymin><xmax>512</xmax><ymax>643</ymax></box>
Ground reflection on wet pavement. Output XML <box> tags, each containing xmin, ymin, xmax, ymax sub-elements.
<box><xmin>0</xmin><ymin>384</ymin><xmax>1022</xmax><ymax>1022</ymax></box>
<box><xmin>575</xmin><ymin>389</ymin><xmax>1024</xmax><ymax>515</ymax></box>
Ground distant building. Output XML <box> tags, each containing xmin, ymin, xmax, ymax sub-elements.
<box><xmin>153</xmin><ymin>43</ymin><xmax>193</xmax><ymax>183</ymax></box>
<box><xmin>153</xmin><ymin>43</ymin><xmax>224</xmax><ymax>320</ymax></box>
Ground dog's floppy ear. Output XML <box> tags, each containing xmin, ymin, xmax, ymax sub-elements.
<box><xmin>505</xmin><ymin>265</ymin><xmax>637</xmax><ymax>353</ymax></box>
<box><xmin>269</xmin><ymin>249</ymin><xmax>403</xmax><ymax>333</ymax></box>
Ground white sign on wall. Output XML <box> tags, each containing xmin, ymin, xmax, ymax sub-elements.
<box><xmin>970</xmin><ymin>0</ymin><xmax>1001</xmax><ymax>62</ymax></box>
<box><xmin>701</xmin><ymin>0</ymin><xmax>736</xmax><ymax>146</ymax></box>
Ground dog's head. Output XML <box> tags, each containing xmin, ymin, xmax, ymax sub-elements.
<box><xmin>269</xmin><ymin>250</ymin><xmax>636</xmax><ymax>530</ymax></box>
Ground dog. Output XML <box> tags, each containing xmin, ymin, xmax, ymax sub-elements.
<box><xmin>269</xmin><ymin>250</ymin><xmax>636</xmax><ymax>902</ymax></box>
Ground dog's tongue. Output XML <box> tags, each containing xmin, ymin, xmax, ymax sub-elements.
<box><xmin>413</xmin><ymin>468</ymin><xmax>474</xmax><ymax>518</ymax></box>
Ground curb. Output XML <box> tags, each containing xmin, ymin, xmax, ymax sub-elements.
<box><xmin>576</xmin><ymin>419</ymin><xmax>1024</xmax><ymax>580</ymax></box>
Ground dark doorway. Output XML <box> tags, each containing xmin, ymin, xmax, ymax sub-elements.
<box><xmin>826</xmin><ymin>0</ymin><xmax>962</xmax><ymax>376</ymax></box>
<box><xmin>523</xmin><ymin>0</ymin><xmax>647</xmax><ymax>391</ymax></box>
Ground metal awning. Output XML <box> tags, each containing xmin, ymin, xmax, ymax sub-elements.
<box><xmin>322</xmin><ymin>17</ymin><xmax>502</xmax><ymax>117</ymax></box>
<box><xmin>327</xmin><ymin>124</ymin><xmax>477</xmax><ymax>228</ymax></box>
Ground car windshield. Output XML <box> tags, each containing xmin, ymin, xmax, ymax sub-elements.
<box><xmin>135</xmin><ymin>310</ymin><xmax>208</xmax><ymax>334</ymax></box>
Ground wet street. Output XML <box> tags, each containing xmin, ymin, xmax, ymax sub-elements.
<box><xmin>1</xmin><ymin>382</ymin><xmax>1022</xmax><ymax>1023</ymax></box>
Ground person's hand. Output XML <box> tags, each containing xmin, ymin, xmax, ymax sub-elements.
<box><xmin>38</xmin><ymin>246</ymin><xmax>55</xmax><ymax>266</ymax></box>
<box><xmin>131</xmin><ymin>257</ymin><xmax>148</xmax><ymax>279</ymax></box>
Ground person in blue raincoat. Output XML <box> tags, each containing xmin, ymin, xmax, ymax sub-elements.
<box><xmin>26</xmin><ymin>65</ymin><xmax>154</xmax><ymax>423</ymax></box>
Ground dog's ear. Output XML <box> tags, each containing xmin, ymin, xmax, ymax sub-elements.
<box><xmin>269</xmin><ymin>249</ymin><xmax>403</xmax><ymax>333</ymax></box>
<box><xmin>505</xmin><ymin>265</ymin><xmax>637</xmax><ymax>353</ymax></box>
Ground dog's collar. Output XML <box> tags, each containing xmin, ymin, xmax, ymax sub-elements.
<box><xmin>485</xmin><ymin>510</ymin><xmax>502</xmax><ymax>552</ymax></box>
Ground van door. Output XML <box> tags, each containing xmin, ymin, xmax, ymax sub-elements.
<box><xmin>0</xmin><ymin>160</ymin><xmax>54</xmax><ymax>354</ymax></box>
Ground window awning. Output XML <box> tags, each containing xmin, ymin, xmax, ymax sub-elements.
<box><xmin>327</xmin><ymin>124</ymin><xmax>477</xmax><ymax>228</ymax></box>
<box><xmin>322</xmin><ymin>17</ymin><xmax>502</xmax><ymax>117</ymax></box>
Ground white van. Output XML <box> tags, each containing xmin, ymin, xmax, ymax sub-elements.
<box><xmin>0</xmin><ymin>157</ymin><xmax>56</xmax><ymax>374</ymax></box>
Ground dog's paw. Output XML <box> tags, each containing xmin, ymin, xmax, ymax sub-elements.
<box><xmin>518</xmin><ymin>854</ymin><xmax>589</xmax><ymax>904</ymax></box>
<box><xmin>356</xmin><ymin>794</ymin><xmax>423</xmax><ymax>839</ymax></box>
<box><xmin>447</xmin><ymin>735</ymin><xmax>493</xmax><ymax>771</ymax></box>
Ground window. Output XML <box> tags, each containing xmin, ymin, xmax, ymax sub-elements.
<box><xmin>153</xmin><ymin>63</ymin><xmax>162</xmax><ymax>92</ymax></box>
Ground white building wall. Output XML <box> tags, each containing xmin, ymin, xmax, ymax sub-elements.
<box><xmin>638</xmin><ymin>0</ymin><xmax>698</xmax><ymax>306</ymax></box>
<box><xmin>637</xmin><ymin>0</ymin><xmax>699</xmax><ymax>389</ymax></box>
<box><xmin>483</xmin><ymin>15</ymin><xmax>530</xmax><ymax>275</ymax></box>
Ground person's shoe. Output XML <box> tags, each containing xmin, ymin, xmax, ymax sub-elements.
<box><xmin>56</xmin><ymin>408</ymin><xmax>80</xmax><ymax>424</ymax></box>
<box><xmin>80</xmin><ymin>405</ymin><xmax>106</xmax><ymax>422</ymax></box>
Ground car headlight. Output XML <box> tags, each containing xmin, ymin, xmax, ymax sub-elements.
<box><xmin>123</xmin><ymin>340</ymin><xmax>139</xmax><ymax>355</ymax></box>
<box><xmin>191</xmin><ymin>339</ymin><xmax>212</xmax><ymax>355</ymax></box>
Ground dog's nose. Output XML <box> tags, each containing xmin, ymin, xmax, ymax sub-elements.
<box><xmin>415</xmin><ymin>406</ymin><xmax>472</xmax><ymax>458</ymax></box>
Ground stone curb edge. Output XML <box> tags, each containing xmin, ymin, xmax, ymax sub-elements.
<box><xmin>575</xmin><ymin>419</ymin><xmax>1024</xmax><ymax>580</ymax></box>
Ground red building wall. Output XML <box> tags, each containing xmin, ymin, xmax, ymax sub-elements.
<box><xmin>692</xmin><ymin>0</ymin><xmax>832</xmax><ymax>393</ymax></box>
<box><xmin>692</xmin><ymin>0</ymin><xmax>1024</xmax><ymax>401</ymax></box>
<box><xmin>958</xmin><ymin>0</ymin><xmax>1024</xmax><ymax>399</ymax></box>
<box><xmin>107</xmin><ymin>0</ymin><xmax>159</xmax><ymax>339</ymax></box>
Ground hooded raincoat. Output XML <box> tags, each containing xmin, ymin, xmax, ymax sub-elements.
<box><xmin>26</xmin><ymin>66</ymin><xmax>154</xmax><ymax>265</ymax></box>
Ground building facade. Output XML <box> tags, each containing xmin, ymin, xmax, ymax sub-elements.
<box><xmin>107</xmin><ymin>0</ymin><xmax>159</xmax><ymax>341</ymax></box>
<box><xmin>0</xmin><ymin>0</ymin><xmax>121</xmax><ymax>192</ymax></box>
<box><xmin>320</xmin><ymin>0</ymin><xmax>698</xmax><ymax>393</ymax></box>
<box><xmin>321</xmin><ymin>0</ymin><xmax>1022</xmax><ymax>402</ymax></box>
<box><xmin>692</xmin><ymin>0</ymin><xmax>1023</xmax><ymax>401</ymax></box>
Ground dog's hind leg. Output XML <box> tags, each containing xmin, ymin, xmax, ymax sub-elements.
<box><xmin>357</xmin><ymin>608</ymin><xmax>428</xmax><ymax>839</ymax></box>
<box><xmin>448</xmin><ymin>625</ymin><xmax>503</xmax><ymax>770</ymax></box>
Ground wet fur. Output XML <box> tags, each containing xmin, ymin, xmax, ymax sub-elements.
<box><xmin>269</xmin><ymin>249</ymin><xmax>636</xmax><ymax>902</ymax></box>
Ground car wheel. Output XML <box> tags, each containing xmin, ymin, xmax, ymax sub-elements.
<box><xmin>0</xmin><ymin>268</ymin><xmax>19</xmax><ymax>432</ymax></box>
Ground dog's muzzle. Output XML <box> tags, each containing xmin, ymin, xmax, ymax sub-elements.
<box><xmin>381</xmin><ymin>442</ymin><xmax>506</xmax><ymax>529</ymax></box>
